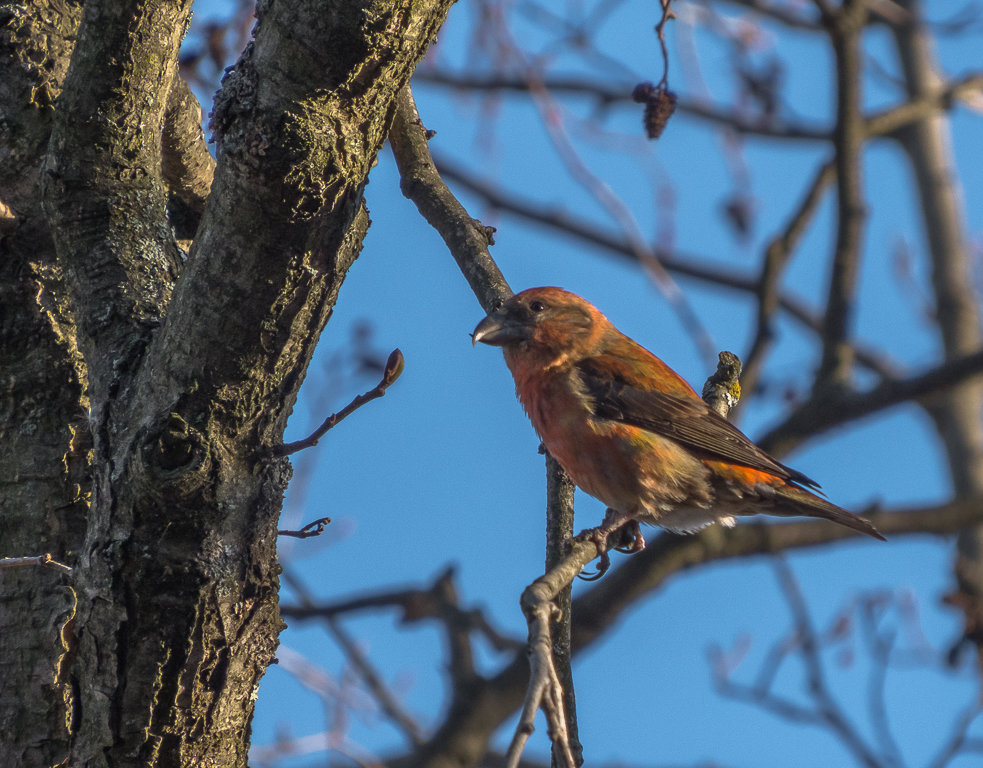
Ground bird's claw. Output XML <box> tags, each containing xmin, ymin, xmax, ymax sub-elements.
<box><xmin>578</xmin><ymin>548</ymin><xmax>610</xmax><ymax>581</ymax></box>
<box><xmin>576</xmin><ymin>518</ymin><xmax>644</xmax><ymax>580</ymax></box>
<box><xmin>611</xmin><ymin>520</ymin><xmax>645</xmax><ymax>554</ymax></box>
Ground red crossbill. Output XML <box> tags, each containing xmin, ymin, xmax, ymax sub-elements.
<box><xmin>472</xmin><ymin>287</ymin><xmax>883</xmax><ymax>553</ymax></box>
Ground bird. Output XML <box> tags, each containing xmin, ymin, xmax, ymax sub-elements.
<box><xmin>472</xmin><ymin>286</ymin><xmax>883</xmax><ymax>564</ymax></box>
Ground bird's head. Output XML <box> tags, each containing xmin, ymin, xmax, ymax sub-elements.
<box><xmin>472</xmin><ymin>287</ymin><xmax>603</xmax><ymax>364</ymax></box>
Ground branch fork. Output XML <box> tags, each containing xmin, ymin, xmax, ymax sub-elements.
<box><xmin>505</xmin><ymin>540</ymin><xmax>601</xmax><ymax>768</ymax></box>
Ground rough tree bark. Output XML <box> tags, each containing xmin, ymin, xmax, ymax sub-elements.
<box><xmin>0</xmin><ymin>0</ymin><xmax>453</xmax><ymax>765</ymax></box>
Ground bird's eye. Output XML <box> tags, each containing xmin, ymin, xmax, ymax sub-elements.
<box><xmin>529</xmin><ymin>300</ymin><xmax>546</xmax><ymax>313</ymax></box>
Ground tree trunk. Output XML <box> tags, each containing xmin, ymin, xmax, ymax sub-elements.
<box><xmin>0</xmin><ymin>0</ymin><xmax>454</xmax><ymax>765</ymax></box>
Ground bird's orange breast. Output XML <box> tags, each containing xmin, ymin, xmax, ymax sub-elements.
<box><xmin>510</xmin><ymin>364</ymin><xmax>708</xmax><ymax>515</ymax></box>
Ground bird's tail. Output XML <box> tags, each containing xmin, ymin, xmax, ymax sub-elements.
<box><xmin>771</xmin><ymin>485</ymin><xmax>885</xmax><ymax>541</ymax></box>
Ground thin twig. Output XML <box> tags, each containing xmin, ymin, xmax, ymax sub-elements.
<box><xmin>865</xmin><ymin>626</ymin><xmax>904</xmax><ymax>765</ymax></box>
<box><xmin>265</xmin><ymin>349</ymin><xmax>404</xmax><ymax>458</ymax></box>
<box><xmin>929</xmin><ymin>700</ymin><xmax>983</xmax><ymax>768</ymax></box>
<box><xmin>740</xmin><ymin>159</ymin><xmax>836</xmax><ymax>403</ymax></box>
<box><xmin>413</xmin><ymin>71</ymin><xmax>831</xmax><ymax>141</ymax></box>
<box><xmin>278</xmin><ymin>517</ymin><xmax>332</xmax><ymax>539</ymax></box>
<box><xmin>654</xmin><ymin>1</ymin><xmax>677</xmax><ymax>88</ymax></box>
<box><xmin>505</xmin><ymin>599</ymin><xmax>577</xmax><ymax>768</ymax></box>
<box><xmin>505</xmin><ymin>539</ymin><xmax>603</xmax><ymax>768</ymax></box>
<box><xmin>0</xmin><ymin>554</ymin><xmax>73</xmax><ymax>574</ymax></box>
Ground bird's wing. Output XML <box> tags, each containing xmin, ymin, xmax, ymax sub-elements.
<box><xmin>577</xmin><ymin>356</ymin><xmax>821</xmax><ymax>490</ymax></box>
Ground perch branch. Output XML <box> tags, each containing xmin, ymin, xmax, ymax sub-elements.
<box><xmin>389</xmin><ymin>84</ymin><xmax>512</xmax><ymax>313</ymax></box>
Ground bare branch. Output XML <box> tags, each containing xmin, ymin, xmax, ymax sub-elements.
<box><xmin>265</xmin><ymin>349</ymin><xmax>404</xmax><ymax>458</ymax></box>
<box><xmin>282</xmin><ymin>570</ymin><xmax>426</xmax><ymax>747</ymax></box>
<box><xmin>414</xmin><ymin>71</ymin><xmax>832</xmax><ymax>141</ymax></box>
<box><xmin>740</xmin><ymin>159</ymin><xmax>836</xmax><ymax>403</ymax></box>
<box><xmin>389</xmin><ymin>85</ymin><xmax>512</xmax><ymax>313</ymax></box>
<box><xmin>544</xmin><ymin>453</ymin><xmax>581</xmax><ymax>767</ymax></box>
<box><xmin>891</xmin><ymin>0</ymin><xmax>983</xmax><ymax>672</ymax></box>
<box><xmin>277</xmin><ymin>517</ymin><xmax>332</xmax><ymax>539</ymax></box>
<box><xmin>773</xmin><ymin>559</ymin><xmax>885</xmax><ymax>768</ymax></box>
<box><xmin>371</xmin><ymin>497</ymin><xmax>981</xmax><ymax>768</ymax></box>
<box><xmin>866</xmin><ymin>71</ymin><xmax>983</xmax><ymax>138</ymax></box>
<box><xmin>0</xmin><ymin>554</ymin><xmax>73</xmax><ymax>575</ymax></box>
<box><xmin>505</xmin><ymin>598</ymin><xmax>576</xmax><ymax>768</ymax></box>
<box><xmin>715</xmin><ymin>0</ymin><xmax>823</xmax><ymax>29</ymax></box>
<box><xmin>929</xmin><ymin>701</ymin><xmax>983</xmax><ymax>768</ymax></box>
<box><xmin>817</xmin><ymin>0</ymin><xmax>870</xmax><ymax>387</ymax></box>
<box><xmin>654</xmin><ymin>0</ymin><xmax>677</xmax><ymax>89</ymax></box>
<box><xmin>759</xmin><ymin>346</ymin><xmax>983</xmax><ymax>456</ymax></box>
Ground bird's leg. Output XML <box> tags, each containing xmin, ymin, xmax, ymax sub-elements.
<box><xmin>576</xmin><ymin>508</ymin><xmax>643</xmax><ymax>580</ymax></box>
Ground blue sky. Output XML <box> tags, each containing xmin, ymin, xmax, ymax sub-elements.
<box><xmin>184</xmin><ymin>1</ymin><xmax>983</xmax><ymax>765</ymax></box>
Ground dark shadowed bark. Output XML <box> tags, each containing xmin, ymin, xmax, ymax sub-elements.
<box><xmin>4</xmin><ymin>0</ymin><xmax>983</xmax><ymax>766</ymax></box>
<box><xmin>0</xmin><ymin>0</ymin><xmax>453</xmax><ymax>765</ymax></box>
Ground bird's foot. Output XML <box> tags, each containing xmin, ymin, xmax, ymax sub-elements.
<box><xmin>578</xmin><ymin>542</ymin><xmax>610</xmax><ymax>581</ymax></box>
<box><xmin>576</xmin><ymin>512</ymin><xmax>644</xmax><ymax>580</ymax></box>
<box><xmin>612</xmin><ymin>520</ymin><xmax>645</xmax><ymax>554</ymax></box>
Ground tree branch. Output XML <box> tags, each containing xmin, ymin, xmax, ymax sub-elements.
<box><xmin>389</xmin><ymin>84</ymin><xmax>512</xmax><ymax>313</ymax></box>
<box><xmin>282</xmin><ymin>570</ymin><xmax>426</xmax><ymax>747</ymax></box>
<box><xmin>716</xmin><ymin>0</ymin><xmax>824</xmax><ymax>29</ymax></box>
<box><xmin>386</xmin><ymin>498</ymin><xmax>981</xmax><ymax>768</ymax></box>
<box><xmin>866</xmin><ymin>71</ymin><xmax>983</xmax><ymax>139</ymax></box>
<box><xmin>389</xmin><ymin>82</ymin><xmax>585</xmax><ymax>768</ymax></box>
<box><xmin>413</xmin><ymin>71</ymin><xmax>832</xmax><ymax>141</ymax></box>
<box><xmin>772</xmin><ymin>559</ymin><xmax>885</xmax><ymax>768</ymax></box>
<box><xmin>740</xmin><ymin>158</ymin><xmax>837</xmax><ymax>402</ymax></box>
<box><xmin>817</xmin><ymin>0</ymin><xmax>869</xmax><ymax>386</ymax></box>
<box><xmin>759</xmin><ymin>346</ymin><xmax>983</xmax><ymax>456</ymax></box>
<box><xmin>265</xmin><ymin>349</ymin><xmax>404</xmax><ymax>458</ymax></box>
<box><xmin>544</xmin><ymin>453</ymin><xmax>581</xmax><ymax>767</ymax></box>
